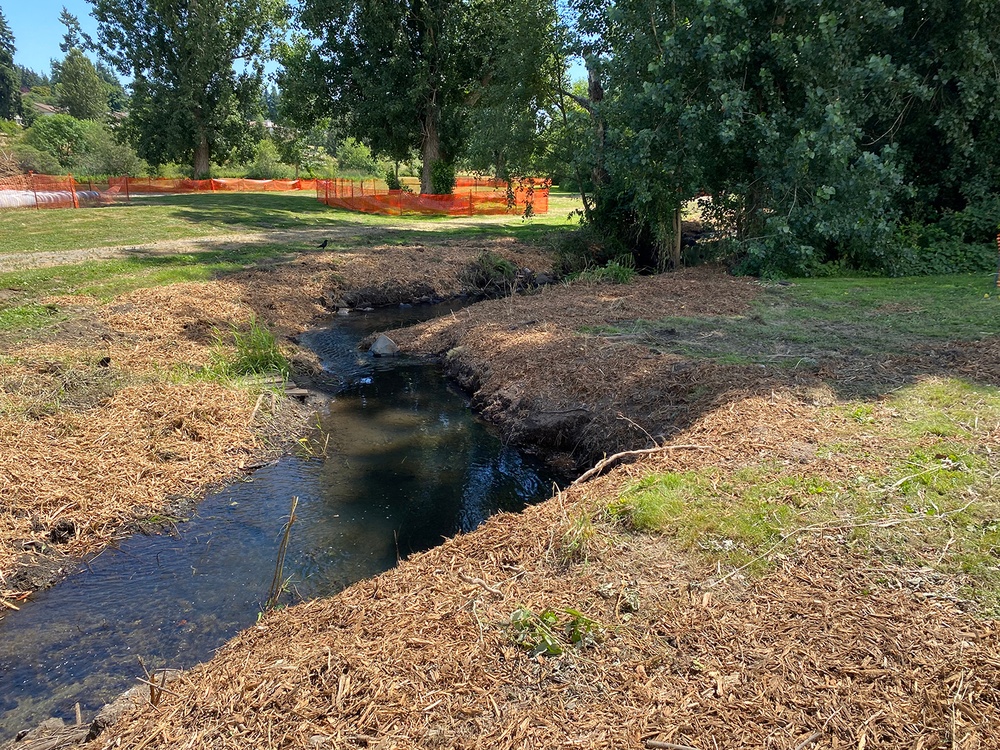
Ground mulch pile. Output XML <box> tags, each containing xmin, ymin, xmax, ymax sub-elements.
<box><xmin>98</xmin><ymin>471</ymin><xmax>1000</xmax><ymax>749</ymax></box>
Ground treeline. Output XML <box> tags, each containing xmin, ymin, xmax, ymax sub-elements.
<box><xmin>3</xmin><ymin>1</ymin><xmax>998</xmax><ymax>276</ymax></box>
<box><xmin>568</xmin><ymin>0</ymin><xmax>1000</xmax><ymax>277</ymax></box>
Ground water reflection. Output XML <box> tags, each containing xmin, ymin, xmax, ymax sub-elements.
<box><xmin>0</xmin><ymin>304</ymin><xmax>557</xmax><ymax>739</ymax></box>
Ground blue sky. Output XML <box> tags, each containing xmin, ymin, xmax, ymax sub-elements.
<box><xmin>5</xmin><ymin>0</ymin><xmax>99</xmax><ymax>76</ymax></box>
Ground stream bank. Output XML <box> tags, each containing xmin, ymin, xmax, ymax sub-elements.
<box><xmin>1</xmin><ymin>303</ymin><xmax>559</xmax><ymax>742</ymax></box>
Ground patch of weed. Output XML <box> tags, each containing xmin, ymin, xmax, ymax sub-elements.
<box><xmin>507</xmin><ymin>606</ymin><xmax>604</xmax><ymax>657</ymax></box>
<box><xmin>568</xmin><ymin>259</ymin><xmax>637</xmax><ymax>285</ymax></box>
<box><xmin>0</xmin><ymin>303</ymin><xmax>63</xmax><ymax>332</ymax></box>
<box><xmin>208</xmin><ymin>317</ymin><xmax>290</xmax><ymax>379</ymax></box>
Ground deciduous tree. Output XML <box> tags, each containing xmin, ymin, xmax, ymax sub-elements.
<box><xmin>91</xmin><ymin>0</ymin><xmax>287</xmax><ymax>176</ymax></box>
<box><xmin>288</xmin><ymin>0</ymin><xmax>560</xmax><ymax>193</ymax></box>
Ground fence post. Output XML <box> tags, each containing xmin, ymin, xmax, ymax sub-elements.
<box><xmin>30</xmin><ymin>172</ymin><xmax>39</xmax><ymax>209</ymax></box>
<box><xmin>469</xmin><ymin>190</ymin><xmax>474</xmax><ymax>216</ymax></box>
<box><xmin>69</xmin><ymin>175</ymin><xmax>79</xmax><ymax>209</ymax></box>
<box><xmin>124</xmin><ymin>175</ymin><xmax>131</xmax><ymax>201</ymax></box>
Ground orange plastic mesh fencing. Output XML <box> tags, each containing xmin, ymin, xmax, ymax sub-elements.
<box><xmin>108</xmin><ymin>177</ymin><xmax>320</xmax><ymax>195</ymax></box>
<box><xmin>315</xmin><ymin>178</ymin><xmax>549</xmax><ymax>217</ymax></box>
<box><xmin>0</xmin><ymin>173</ymin><xmax>123</xmax><ymax>210</ymax></box>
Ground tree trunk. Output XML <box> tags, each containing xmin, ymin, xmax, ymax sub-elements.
<box><xmin>587</xmin><ymin>64</ymin><xmax>608</xmax><ymax>192</ymax></box>
<box><xmin>193</xmin><ymin>131</ymin><xmax>211</xmax><ymax>179</ymax></box>
<box><xmin>420</xmin><ymin>106</ymin><xmax>440</xmax><ymax>194</ymax></box>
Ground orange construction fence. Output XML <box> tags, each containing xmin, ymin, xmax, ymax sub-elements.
<box><xmin>107</xmin><ymin>176</ymin><xmax>321</xmax><ymax>195</ymax></box>
<box><xmin>315</xmin><ymin>178</ymin><xmax>550</xmax><ymax>217</ymax></box>
<box><xmin>0</xmin><ymin>173</ymin><xmax>122</xmax><ymax>210</ymax></box>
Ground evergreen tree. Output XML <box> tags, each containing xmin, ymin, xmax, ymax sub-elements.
<box><xmin>57</xmin><ymin>48</ymin><xmax>108</xmax><ymax>120</ymax></box>
<box><xmin>0</xmin><ymin>8</ymin><xmax>21</xmax><ymax>121</ymax></box>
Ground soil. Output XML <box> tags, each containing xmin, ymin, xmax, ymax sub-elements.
<box><xmin>3</xmin><ymin>230</ymin><xmax>999</xmax><ymax>748</ymax></box>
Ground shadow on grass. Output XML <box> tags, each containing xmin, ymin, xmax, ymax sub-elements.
<box><xmin>133</xmin><ymin>192</ymin><xmax>571</xmax><ymax>244</ymax></box>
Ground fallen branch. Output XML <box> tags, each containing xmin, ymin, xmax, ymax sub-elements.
<box><xmin>458</xmin><ymin>571</ymin><xmax>502</xmax><ymax>596</ymax></box>
<box><xmin>572</xmin><ymin>444</ymin><xmax>711</xmax><ymax>486</ymax></box>
<box><xmin>646</xmin><ymin>741</ymin><xmax>700</xmax><ymax>750</ymax></box>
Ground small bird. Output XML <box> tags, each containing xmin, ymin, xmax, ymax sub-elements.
<box><xmin>317</xmin><ymin>239</ymin><xmax>329</xmax><ymax>249</ymax></box>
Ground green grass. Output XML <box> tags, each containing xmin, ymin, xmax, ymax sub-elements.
<box><xmin>0</xmin><ymin>191</ymin><xmax>583</xmax><ymax>256</ymax></box>
<box><xmin>581</xmin><ymin>274</ymin><xmax>999</xmax><ymax>368</ymax></box>
<box><xmin>208</xmin><ymin>317</ymin><xmax>290</xmax><ymax>379</ymax></box>
<box><xmin>604</xmin><ymin>376</ymin><xmax>1000</xmax><ymax>611</ymax></box>
<box><xmin>0</xmin><ymin>302</ymin><xmax>64</xmax><ymax>331</ymax></box>
<box><xmin>0</xmin><ymin>244</ymin><xmax>300</xmax><ymax>303</ymax></box>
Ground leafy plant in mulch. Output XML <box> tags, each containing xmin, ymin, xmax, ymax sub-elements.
<box><xmin>506</xmin><ymin>606</ymin><xmax>604</xmax><ymax>657</ymax></box>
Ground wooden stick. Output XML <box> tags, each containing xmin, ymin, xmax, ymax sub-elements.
<box><xmin>573</xmin><ymin>444</ymin><xmax>711</xmax><ymax>486</ymax></box>
<box><xmin>458</xmin><ymin>571</ymin><xmax>502</xmax><ymax>596</ymax></box>
<box><xmin>135</xmin><ymin>677</ymin><xmax>180</xmax><ymax>698</ymax></box>
<box><xmin>646</xmin><ymin>741</ymin><xmax>700</xmax><ymax>750</ymax></box>
<box><xmin>793</xmin><ymin>731</ymin><xmax>822</xmax><ymax>750</ymax></box>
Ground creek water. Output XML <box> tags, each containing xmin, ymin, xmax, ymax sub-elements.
<box><xmin>0</xmin><ymin>304</ymin><xmax>557</xmax><ymax>740</ymax></box>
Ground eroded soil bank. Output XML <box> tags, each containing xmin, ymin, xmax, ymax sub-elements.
<box><xmin>4</xmin><ymin>242</ymin><xmax>1000</xmax><ymax>747</ymax></box>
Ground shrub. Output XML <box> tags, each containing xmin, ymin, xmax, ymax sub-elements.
<box><xmin>463</xmin><ymin>250</ymin><xmax>518</xmax><ymax>293</ymax></box>
<box><xmin>246</xmin><ymin>139</ymin><xmax>295</xmax><ymax>180</ymax></box>
<box><xmin>430</xmin><ymin>160</ymin><xmax>456</xmax><ymax>194</ymax></box>
<box><xmin>24</xmin><ymin>114</ymin><xmax>87</xmax><ymax>168</ymax></box>
<box><xmin>336</xmin><ymin>137</ymin><xmax>378</xmax><ymax>174</ymax></box>
<box><xmin>10</xmin><ymin>143</ymin><xmax>60</xmax><ymax>174</ymax></box>
<box><xmin>569</xmin><ymin>259</ymin><xmax>637</xmax><ymax>284</ymax></box>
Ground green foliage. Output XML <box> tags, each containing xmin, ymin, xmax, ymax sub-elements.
<box><xmin>9</xmin><ymin>143</ymin><xmax>61</xmax><ymax>174</ymax></box>
<box><xmin>92</xmin><ymin>0</ymin><xmax>287</xmax><ymax>175</ymax></box>
<box><xmin>209</xmin><ymin>317</ymin><xmax>290</xmax><ymax>378</ymax></box>
<box><xmin>569</xmin><ymin>259</ymin><xmax>636</xmax><ymax>284</ymax></box>
<box><xmin>507</xmin><ymin>606</ymin><xmax>603</xmax><ymax>656</ymax></box>
<box><xmin>572</xmin><ymin>0</ymin><xmax>1000</xmax><ymax>276</ymax></box>
<box><xmin>429</xmin><ymin>160</ymin><xmax>456</xmax><ymax>195</ymax></box>
<box><xmin>25</xmin><ymin>115</ymin><xmax>88</xmax><ymax>167</ymax></box>
<box><xmin>293</xmin><ymin>0</ymin><xmax>561</xmax><ymax>192</ymax></box>
<box><xmin>464</xmin><ymin>250</ymin><xmax>518</xmax><ymax>293</ymax></box>
<box><xmin>75</xmin><ymin>128</ymin><xmax>148</xmax><ymax>177</ymax></box>
<box><xmin>0</xmin><ymin>119</ymin><xmax>19</xmax><ymax>137</ymax></box>
<box><xmin>384</xmin><ymin>167</ymin><xmax>402</xmax><ymax>191</ymax></box>
<box><xmin>0</xmin><ymin>8</ymin><xmax>21</xmax><ymax>121</ymax></box>
<box><xmin>245</xmin><ymin>139</ymin><xmax>294</xmax><ymax>179</ymax></box>
<box><xmin>335</xmin><ymin>137</ymin><xmax>378</xmax><ymax>174</ymax></box>
<box><xmin>56</xmin><ymin>49</ymin><xmax>108</xmax><ymax>121</ymax></box>
<box><xmin>554</xmin><ymin>224</ymin><xmax>626</xmax><ymax>275</ymax></box>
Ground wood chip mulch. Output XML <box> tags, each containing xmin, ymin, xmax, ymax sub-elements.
<box><xmin>98</xmin><ymin>479</ymin><xmax>1000</xmax><ymax>750</ymax></box>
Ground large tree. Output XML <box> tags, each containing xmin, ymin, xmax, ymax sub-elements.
<box><xmin>57</xmin><ymin>48</ymin><xmax>108</xmax><ymax>120</ymax></box>
<box><xmin>90</xmin><ymin>0</ymin><xmax>287</xmax><ymax>176</ymax></box>
<box><xmin>570</xmin><ymin>0</ymin><xmax>1000</xmax><ymax>275</ymax></box>
<box><xmin>288</xmin><ymin>0</ymin><xmax>560</xmax><ymax>193</ymax></box>
<box><xmin>0</xmin><ymin>8</ymin><xmax>21</xmax><ymax>121</ymax></box>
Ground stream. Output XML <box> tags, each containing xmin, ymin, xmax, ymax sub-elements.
<box><xmin>0</xmin><ymin>303</ymin><xmax>558</xmax><ymax>740</ymax></box>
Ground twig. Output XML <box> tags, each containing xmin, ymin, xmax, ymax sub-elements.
<box><xmin>646</xmin><ymin>741</ymin><xmax>701</xmax><ymax>750</ymax></box>
<box><xmin>134</xmin><ymin>677</ymin><xmax>180</xmax><ymax>698</ymax></box>
<box><xmin>793</xmin><ymin>731</ymin><xmax>822</xmax><ymax>750</ymax></box>
<box><xmin>0</xmin><ymin>598</ymin><xmax>20</xmax><ymax>611</ymax></box>
<box><xmin>458</xmin><ymin>571</ymin><xmax>502</xmax><ymax>596</ymax></box>
<box><xmin>572</xmin><ymin>444</ymin><xmax>711</xmax><ymax>486</ymax></box>
<box><xmin>250</xmin><ymin>392</ymin><xmax>267</xmax><ymax>422</ymax></box>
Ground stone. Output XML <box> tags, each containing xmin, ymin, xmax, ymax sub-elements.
<box><xmin>369</xmin><ymin>334</ymin><xmax>400</xmax><ymax>357</ymax></box>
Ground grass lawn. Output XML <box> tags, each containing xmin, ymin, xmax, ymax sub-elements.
<box><xmin>0</xmin><ymin>190</ymin><xmax>583</xmax><ymax>256</ymax></box>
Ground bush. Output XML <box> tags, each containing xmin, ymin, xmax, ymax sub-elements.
<box><xmin>430</xmin><ymin>160</ymin><xmax>456</xmax><ymax>194</ymax></box>
<box><xmin>463</xmin><ymin>250</ymin><xmax>518</xmax><ymax>293</ymax></box>
<box><xmin>336</xmin><ymin>137</ymin><xmax>378</xmax><ymax>174</ymax></box>
<box><xmin>154</xmin><ymin>162</ymin><xmax>187</xmax><ymax>178</ymax></box>
<box><xmin>76</xmin><ymin>126</ymin><xmax>148</xmax><ymax>177</ymax></box>
<box><xmin>24</xmin><ymin>114</ymin><xmax>87</xmax><ymax>168</ymax></box>
<box><xmin>10</xmin><ymin>143</ymin><xmax>61</xmax><ymax>174</ymax></box>
<box><xmin>569</xmin><ymin>259</ymin><xmax>637</xmax><ymax>284</ymax></box>
<box><xmin>554</xmin><ymin>224</ymin><xmax>628</xmax><ymax>276</ymax></box>
<box><xmin>385</xmin><ymin>166</ymin><xmax>402</xmax><ymax>191</ymax></box>
<box><xmin>0</xmin><ymin>120</ymin><xmax>20</xmax><ymax>138</ymax></box>
<box><xmin>246</xmin><ymin>139</ymin><xmax>295</xmax><ymax>180</ymax></box>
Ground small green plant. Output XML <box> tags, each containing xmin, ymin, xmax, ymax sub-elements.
<box><xmin>569</xmin><ymin>259</ymin><xmax>637</xmax><ymax>284</ymax></box>
<box><xmin>464</xmin><ymin>250</ymin><xmax>518</xmax><ymax>293</ymax></box>
<box><xmin>209</xmin><ymin>316</ymin><xmax>290</xmax><ymax>378</ymax></box>
<box><xmin>558</xmin><ymin>511</ymin><xmax>596</xmax><ymax>564</ymax></box>
<box><xmin>507</xmin><ymin>606</ymin><xmax>604</xmax><ymax>657</ymax></box>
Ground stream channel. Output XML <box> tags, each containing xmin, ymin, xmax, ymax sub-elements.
<box><xmin>0</xmin><ymin>303</ymin><xmax>559</xmax><ymax>740</ymax></box>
